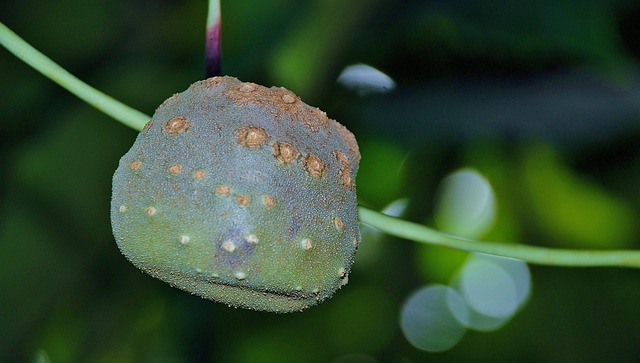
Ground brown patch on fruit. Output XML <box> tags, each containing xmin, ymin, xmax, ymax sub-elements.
<box><xmin>129</xmin><ymin>159</ymin><xmax>142</xmax><ymax>171</ymax></box>
<box><xmin>236</xmin><ymin>195</ymin><xmax>250</xmax><ymax>206</ymax></box>
<box><xmin>215</xmin><ymin>185</ymin><xmax>230</xmax><ymax>195</ymax></box>
<box><xmin>144</xmin><ymin>206</ymin><xmax>157</xmax><ymax>216</ymax></box>
<box><xmin>272</xmin><ymin>142</ymin><xmax>298</xmax><ymax>164</ymax></box>
<box><xmin>304</xmin><ymin>154</ymin><xmax>326</xmax><ymax>178</ymax></box>
<box><xmin>168</xmin><ymin>164</ymin><xmax>183</xmax><ymax>175</ymax></box>
<box><xmin>163</xmin><ymin>116</ymin><xmax>189</xmax><ymax>135</ymax></box>
<box><xmin>142</xmin><ymin>120</ymin><xmax>153</xmax><ymax>131</ymax></box>
<box><xmin>261</xmin><ymin>195</ymin><xmax>276</xmax><ymax>208</ymax></box>
<box><xmin>235</xmin><ymin>126</ymin><xmax>267</xmax><ymax>148</ymax></box>
<box><xmin>333</xmin><ymin>216</ymin><xmax>345</xmax><ymax>231</ymax></box>
<box><xmin>192</xmin><ymin>169</ymin><xmax>205</xmax><ymax>180</ymax></box>
<box><xmin>333</xmin><ymin>150</ymin><xmax>354</xmax><ymax>189</ymax></box>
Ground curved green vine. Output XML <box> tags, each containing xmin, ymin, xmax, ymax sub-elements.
<box><xmin>2</xmin><ymin>20</ymin><xmax>640</xmax><ymax>269</ymax></box>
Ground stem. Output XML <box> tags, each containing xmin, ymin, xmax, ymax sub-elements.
<box><xmin>358</xmin><ymin>206</ymin><xmax>640</xmax><ymax>268</ymax></box>
<box><xmin>3</xmin><ymin>21</ymin><xmax>640</xmax><ymax>269</ymax></box>
<box><xmin>0</xmin><ymin>21</ymin><xmax>149</xmax><ymax>131</ymax></box>
<box><xmin>205</xmin><ymin>0</ymin><xmax>222</xmax><ymax>77</ymax></box>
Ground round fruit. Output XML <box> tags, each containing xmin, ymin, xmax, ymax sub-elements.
<box><xmin>111</xmin><ymin>76</ymin><xmax>360</xmax><ymax>312</ymax></box>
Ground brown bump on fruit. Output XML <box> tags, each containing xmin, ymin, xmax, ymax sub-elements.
<box><xmin>192</xmin><ymin>169</ymin><xmax>205</xmax><ymax>180</ymax></box>
<box><xmin>235</xmin><ymin>126</ymin><xmax>267</xmax><ymax>148</ymax></box>
<box><xmin>338</xmin><ymin>167</ymin><xmax>354</xmax><ymax>189</ymax></box>
<box><xmin>145</xmin><ymin>207</ymin><xmax>157</xmax><ymax>216</ymax></box>
<box><xmin>215</xmin><ymin>185</ymin><xmax>230</xmax><ymax>195</ymax></box>
<box><xmin>239</xmin><ymin>84</ymin><xmax>255</xmax><ymax>92</ymax></box>
<box><xmin>142</xmin><ymin>120</ymin><xmax>153</xmax><ymax>131</ymax></box>
<box><xmin>236</xmin><ymin>195</ymin><xmax>250</xmax><ymax>206</ymax></box>
<box><xmin>168</xmin><ymin>164</ymin><xmax>183</xmax><ymax>175</ymax></box>
<box><xmin>261</xmin><ymin>195</ymin><xmax>276</xmax><ymax>208</ymax></box>
<box><xmin>282</xmin><ymin>94</ymin><xmax>296</xmax><ymax>104</ymax></box>
<box><xmin>129</xmin><ymin>159</ymin><xmax>142</xmax><ymax>171</ymax></box>
<box><xmin>162</xmin><ymin>116</ymin><xmax>189</xmax><ymax>135</ymax></box>
<box><xmin>304</xmin><ymin>154</ymin><xmax>326</xmax><ymax>178</ymax></box>
<box><xmin>301</xmin><ymin>238</ymin><xmax>313</xmax><ymax>250</ymax></box>
<box><xmin>272</xmin><ymin>142</ymin><xmax>298</xmax><ymax>164</ymax></box>
<box><xmin>333</xmin><ymin>150</ymin><xmax>349</xmax><ymax>165</ymax></box>
<box><xmin>222</xmin><ymin>240</ymin><xmax>237</xmax><ymax>252</ymax></box>
<box><xmin>333</xmin><ymin>121</ymin><xmax>360</xmax><ymax>164</ymax></box>
<box><xmin>333</xmin><ymin>216</ymin><xmax>345</xmax><ymax>231</ymax></box>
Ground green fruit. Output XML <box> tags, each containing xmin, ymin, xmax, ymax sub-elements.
<box><xmin>111</xmin><ymin>76</ymin><xmax>360</xmax><ymax>312</ymax></box>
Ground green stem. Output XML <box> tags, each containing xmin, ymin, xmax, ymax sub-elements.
<box><xmin>0</xmin><ymin>21</ymin><xmax>149</xmax><ymax>131</ymax></box>
<box><xmin>358</xmin><ymin>207</ymin><xmax>640</xmax><ymax>268</ymax></box>
<box><xmin>3</xmin><ymin>21</ymin><xmax>640</xmax><ymax>269</ymax></box>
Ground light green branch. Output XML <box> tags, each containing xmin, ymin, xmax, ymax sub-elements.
<box><xmin>0</xmin><ymin>21</ymin><xmax>149</xmax><ymax>131</ymax></box>
<box><xmin>3</xmin><ymin>20</ymin><xmax>640</xmax><ymax>269</ymax></box>
<box><xmin>359</xmin><ymin>207</ymin><xmax>640</xmax><ymax>268</ymax></box>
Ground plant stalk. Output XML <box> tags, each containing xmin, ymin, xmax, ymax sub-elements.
<box><xmin>205</xmin><ymin>0</ymin><xmax>222</xmax><ymax>77</ymax></box>
<box><xmin>0</xmin><ymin>22</ymin><xmax>149</xmax><ymax>131</ymax></box>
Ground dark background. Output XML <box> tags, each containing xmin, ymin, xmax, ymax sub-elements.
<box><xmin>2</xmin><ymin>0</ymin><xmax>640</xmax><ymax>361</ymax></box>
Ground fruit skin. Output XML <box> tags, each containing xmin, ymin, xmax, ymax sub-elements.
<box><xmin>111</xmin><ymin>76</ymin><xmax>360</xmax><ymax>312</ymax></box>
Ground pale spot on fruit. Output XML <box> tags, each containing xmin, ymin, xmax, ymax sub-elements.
<box><xmin>236</xmin><ymin>195</ymin><xmax>250</xmax><ymax>206</ymax></box>
<box><xmin>301</xmin><ymin>238</ymin><xmax>313</xmax><ymax>250</ymax></box>
<box><xmin>162</xmin><ymin>116</ymin><xmax>189</xmax><ymax>134</ymax></box>
<box><xmin>215</xmin><ymin>185</ymin><xmax>230</xmax><ymax>195</ymax></box>
<box><xmin>129</xmin><ymin>159</ymin><xmax>141</xmax><ymax>171</ymax></box>
<box><xmin>145</xmin><ymin>206</ymin><xmax>157</xmax><ymax>216</ymax></box>
<box><xmin>304</xmin><ymin>154</ymin><xmax>326</xmax><ymax>178</ymax></box>
<box><xmin>338</xmin><ymin>267</ymin><xmax>347</xmax><ymax>279</ymax></box>
<box><xmin>222</xmin><ymin>240</ymin><xmax>237</xmax><ymax>252</ymax></box>
<box><xmin>261</xmin><ymin>195</ymin><xmax>275</xmax><ymax>208</ymax></box>
<box><xmin>235</xmin><ymin>126</ymin><xmax>267</xmax><ymax>148</ymax></box>
<box><xmin>192</xmin><ymin>169</ymin><xmax>205</xmax><ymax>180</ymax></box>
<box><xmin>168</xmin><ymin>164</ymin><xmax>183</xmax><ymax>175</ymax></box>
<box><xmin>118</xmin><ymin>205</ymin><xmax>127</xmax><ymax>213</ymax></box>
<box><xmin>239</xmin><ymin>84</ymin><xmax>255</xmax><ymax>92</ymax></box>
<box><xmin>179</xmin><ymin>235</ymin><xmax>190</xmax><ymax>245</ymax></box>
<box><xmin>234</xmin><ymin>271</ymin><xmax>247</xmax><ymax>280</ymax></box>
<box><xmin>195</xmin><ymin>268</ymin><xmax>203</xmax><ymax>273</ymax></box>
<box><xmin>282</xmin><ymin>94</ymin><xmax>296</xmax><ymax>104</ymax></box>
<box><xmin>244</xmin><ymin>234</ymin><xmax>259</xmax><ymax>244</ymax></box>
<box><xmin>271</xmin><ymin>142</ymin><xmax>298</xmax><ymax>164</ymax></box>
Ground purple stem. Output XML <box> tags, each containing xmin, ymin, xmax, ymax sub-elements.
<box><xmin>205</xmin><ymin>17</ymin><xmax>221</xmax><ymax>78</ymax></box>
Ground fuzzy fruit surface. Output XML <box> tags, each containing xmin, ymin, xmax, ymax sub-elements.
<box><xmin>111</xmin><ymin>76</ymin><xmax>360</xmax><ymax>312</ymax></box>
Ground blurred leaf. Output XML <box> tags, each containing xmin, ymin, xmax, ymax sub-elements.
<box><xmin>269</xmin><ymin>0</ymin><xmax>380</xmax><ymax>99</ymax></box>
<box><xmin>0</xmin><ymin>201</ymin><xmax>82</xmax><ymax>359</ymax></box>
<box><xmin>520</xmin><ymin>143</ymin><xmax>637</xmax><ymax>248</ymax></box>
<box><xmin>356</xmin><ymin>138</ymin><xmax>408</xmax><ymax>208</ymax></box>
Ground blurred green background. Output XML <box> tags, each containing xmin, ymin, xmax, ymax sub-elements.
<box><xmin>2</xmin><ymin>0</ymin><xmax>640</xmax><ymax>361</ymax></box>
